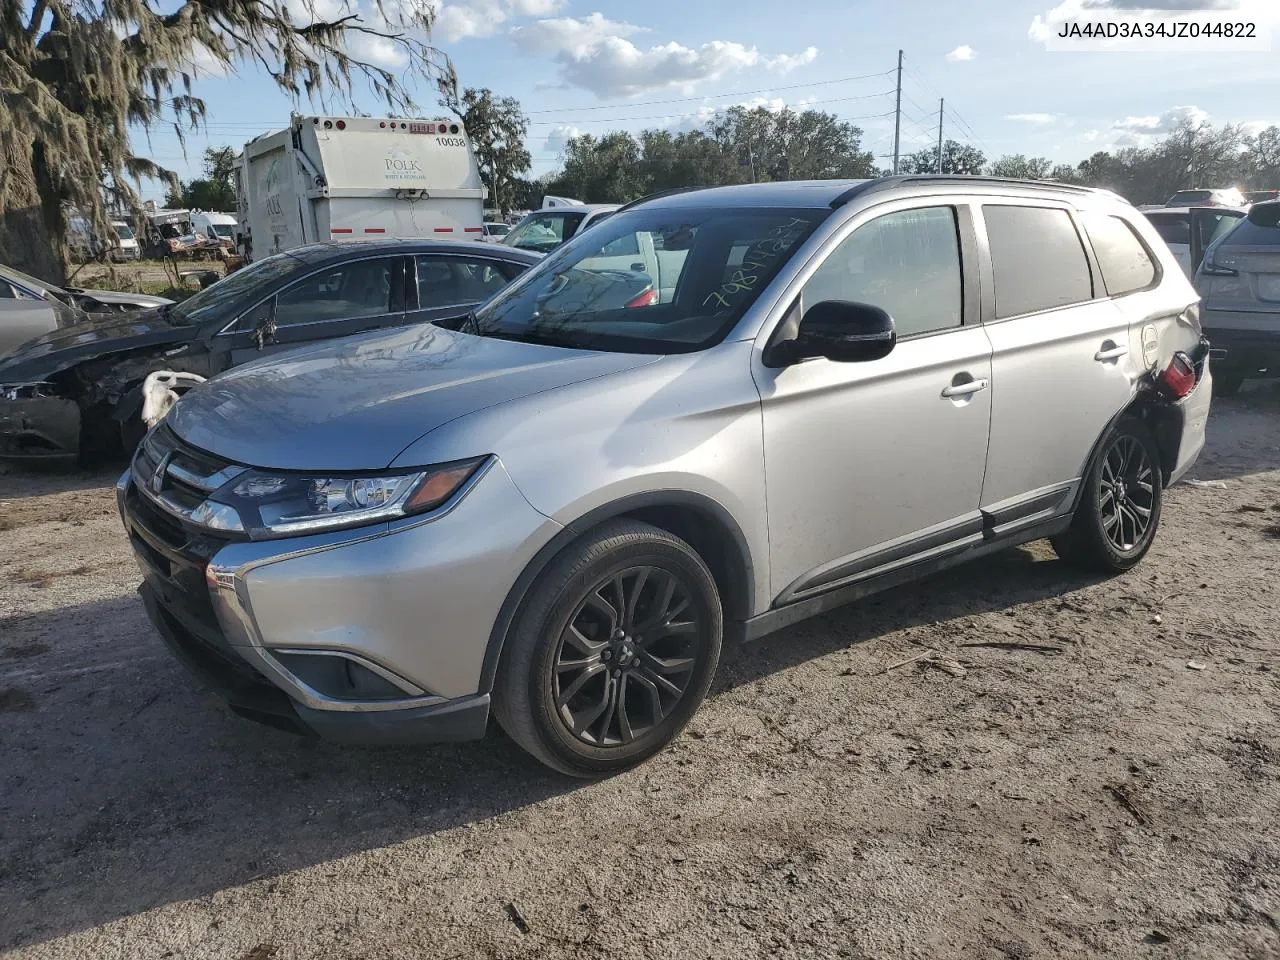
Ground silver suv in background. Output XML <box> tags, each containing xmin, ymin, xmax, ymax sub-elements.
<box><xmin>1195</xmin><ymin>200</ymin><xmax>1280</xmax><ymax>395</ymax></box>
<box><xmin>119</xmin><ymin>177</ymin><xmax>1212</xmax><ymax>778</ymax></box>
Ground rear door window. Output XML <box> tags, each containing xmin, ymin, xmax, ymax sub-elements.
<box><xmin>982</xmin><ymin>205</ymin><xmax>1093</xmax><ymax>318</ymax></box>
<box><xmin>274</xmin><ymin>257</ymin><xmax>399</xmax><ymax>327</ymax></box>
<box><xmin>1081</xmin><ymin>214</ymin><xmax>1158</xmax><ymax>296</ymax></box>
<box><xmin>802</xmin><ymin>206</ymin><xmax>964</xmax><ymax>338</ymax></box>
<box><xmin>416</xmin><ymin>256</ymin><xmax>511</xmax><ymax>309</ymax></box>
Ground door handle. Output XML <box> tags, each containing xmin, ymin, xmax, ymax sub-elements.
<box><xmin>941</xmin><ymin>378</ymin><xmax>989</xmax><ymax>398</ymax></box>
<box><xmin>1094</xmin><ymin>345</ymin><xmax>1128</xmax><ymax>362</ymax></box>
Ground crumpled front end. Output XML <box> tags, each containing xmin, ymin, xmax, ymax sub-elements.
<box><xmin>0</xmin><ymin>383</ymin><xmax>80</xmax><ymax>460</ymax></box>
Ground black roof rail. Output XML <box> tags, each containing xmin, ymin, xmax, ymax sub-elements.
<box><xmin>616</xmin><ymin>185</ymin><xmax>710</xmax><ymax>212</ymax></box>
<box><xmin>832</xmin><ymin>174</ymin><xmax>1106</xmax><ymax>208</ymax></box>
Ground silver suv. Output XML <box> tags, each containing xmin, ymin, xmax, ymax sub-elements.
<box><xmin>119</xmin><ymin>177</ymin><xmax>1213</xmax><ymax>777</ymax></box>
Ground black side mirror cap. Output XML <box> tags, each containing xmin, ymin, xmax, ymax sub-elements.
<box><xmin>766</xmin><ymin>300</ymin><xmax>897</xmax><ymax>366</ymax></box>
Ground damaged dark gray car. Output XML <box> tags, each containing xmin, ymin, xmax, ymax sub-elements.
<box><xmin>0</xmin><ymin>240</ymin><xmax>540</xmax><ymax>462</ymax></box>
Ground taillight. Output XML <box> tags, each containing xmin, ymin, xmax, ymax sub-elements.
<box><xmin>336</xmin><ymin>120</ymin><xmax>346</xmax><ymax>130</ymax></box>
<box><xmin>625</xmin><ymin>288</ymin><xmax>657</xmax><ymax>309</ymax></box>
<box><xmin>1158</xmin><ymin>351</ymin><xmax>1197</xmax><ymax>399</ymax></box>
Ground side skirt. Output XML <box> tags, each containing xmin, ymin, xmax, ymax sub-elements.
<box><xmin>741</xmin><ymin>514</ymin><xmax>1072</xmax><ymax>643</ymax></box>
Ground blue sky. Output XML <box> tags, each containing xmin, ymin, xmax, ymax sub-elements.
<box><xmin>147</xmin><ymin>0</ymin><xmax>1280</xmax><ymax>201</ymax></box>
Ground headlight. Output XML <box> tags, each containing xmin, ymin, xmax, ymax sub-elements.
<box><xmin>203</xmin><ymin>457</ymin><xmax>489</xmax><ymax>539</ymax></box>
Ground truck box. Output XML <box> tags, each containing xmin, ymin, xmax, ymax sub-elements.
<box><xmin>237</xmin><ymin>114</ymin><xmax>487</xmax><ymax>259</ymax></box>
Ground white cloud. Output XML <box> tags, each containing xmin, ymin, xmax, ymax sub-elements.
<box><xmin>543</xmin><ymin>123</ymin><xmax>582</xmax><ymax>154</ymax></box>
<box><xmin>1006</xmin><ymin>112</ymin><xmax>1058</xmax><ymax>124</ymax></box>
<box><xmin>510</xmin><ymin>12</ymin><xmax>647</xmax><ymax>57</ymax></box>
<box><xmin>945</xmin><ymin>45</ymin><xmax>975</xmax><ymax>61</ymax></box>
<box><xmin>510</xmin><ymin>14</ymin><xmax>819</xmax><ymax>98</ymax></box>
<box><xmin>1083</xmin><ymin>128</ymin><xmax>1101</xmax><ymax>141</ymax></box>
<box><xmin>184</xmin><ymin>42</ymin><xmax>232</xmax><ymax>78</ymax></box>
<box><xmin>434</xmin><ymin>0</ymin><xmax>567</xmax><ymax>43</ymax></box>
<box><xmin>1243</xmin><ymin>119</ymin><xmax>1280</xmax><ymax>136</ymax></box>
<box><xmin>1113</xmin><ymin>104</ymin><xmax>1209</xmax><ymax>134</ymax></box>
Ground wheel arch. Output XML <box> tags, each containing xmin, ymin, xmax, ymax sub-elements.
<box><xmin>1070</xmin><ymin>391</ymin><xmax>1180</xmax><ymax>514</ymax></box>
<box><xmin>479</xmin><ymin>490</ymin><xmax>756</xmax><ymax>695</ymax></box>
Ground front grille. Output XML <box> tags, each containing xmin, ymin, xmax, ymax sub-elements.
<box><xmin>125</xmin><ymin>425</ymin><xmax>242</xmax><ymax>641</ymax></box>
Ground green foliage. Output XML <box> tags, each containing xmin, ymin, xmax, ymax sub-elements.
<box><xmin>987</xmin><ymin>154</ymin><xmax>1055</xmax><ymax>180</ymax></box>
<box><xmin>442</xmin><ymin>88</ymin><xmax>531</xmax><ymax>216</ymax></box>
<box><xmin>544</xmin><ymin>106</ymin><xmax>876</xmax><ymax>203</ymax></box>
<box><xmin>165</xmin><ymin>146</ymin><xmax>238</xmax><ymax>211</ymax></box>
<box><xmin>899</xmin><ymin>140</ymin><xmax>987</xmax><ymax>176</ymax></box>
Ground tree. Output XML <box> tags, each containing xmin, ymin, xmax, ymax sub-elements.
<box><xmin>987</xmin><ymin>154</ymin><xmax>1054</xmax><ymax>180</ymax></box>
<box><xmin>1</xmin><ymin>0</ymin><xmax>454</xmax><ymax>283</ymax></box>
<box><xmin>707</xmin><ymin>106</ymin><xmax>876</xmax><ymax>182</ymax></box>
<box><xmin>442</xmin><ymin>87</ymin><xmax>530</xmax><ymax>216</ymax></box>
<box><xmin>1244</xmin><ymin>125</ymin><xmax>1280</xmax><ymax>189</ymax></box>
<box><xmin>165</xmin><ymin>146</ymin><xmax>238</xmax><ymax>210</ymax></box>
<box><xmin>544</xmin><ymin>132</ymin><xmax>646</xmax><ymax>203</ymax></box>
<box><xmin>639</xmin><ymin>129</ymin><xmax>741</xmax><ymax>194</ymax></box>
<box><xmin>899</xmin><ymin>140</ymin><xmax>986</xmax><ymax>176</ymax></box>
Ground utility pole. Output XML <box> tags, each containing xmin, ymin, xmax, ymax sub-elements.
<box><xmin>892</xmin><ymin>49</ymin><xmax>903</xmax><ymax>175</ymax></box>
<box><xmin>936</xmin><ymin>98</ymin><xmax>944</xmax><ymax>174</ymax></box>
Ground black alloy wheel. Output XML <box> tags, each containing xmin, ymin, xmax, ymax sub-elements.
<box><xmin>494</xmin><ymin>519</ymin><xmax>723</xmax><ymax>778</ymax></box>
<box><xmin>1051</xmin><ymin>417</ymin><xmax>1163</xmax><ymax>573</ymax></box>
<box><xmin>1098</xmin><ymin>434</ymin><xmax>1156</xmax><ymax>552</ymax></box>
<box><xmin>552</xmin><ymin>565</ymin><xmax>708</xmax><ymax>747</ymax></box>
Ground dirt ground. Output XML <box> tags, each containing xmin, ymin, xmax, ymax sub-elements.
<box><xmin>1</xmin><ymin>391</ymin><xmax>1278</xmax><ymax>960</ymax></box>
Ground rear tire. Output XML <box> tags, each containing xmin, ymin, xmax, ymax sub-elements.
<box><xmin>493</xmin><ymin>520</ymin><xmax>723</xmax><ymax>779</ymax></box>
<box><xmin>1051</xmin><ymin>417</ymin><xmax>1163</xmax><ymax>574</ymax></box>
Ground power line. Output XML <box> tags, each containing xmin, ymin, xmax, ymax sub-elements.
<box><xmin>519</xmin><ymin>67</ymin><xmax>898</xmax><ymax>116</ymax></box>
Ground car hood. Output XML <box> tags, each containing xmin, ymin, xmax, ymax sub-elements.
<box><xmin>166</xmin><ymin>323</ymin><xmax>657</xmax><ymax>470</ymax></box>
<box><xmin>68</xmin><ymin>288</ymin><xmax>174</xmax><ymax>308</ymax></box>
<box><xmin>0</xmin><ymin>308</ymin><xmax>191</xmax><ymax>381</ymax></box>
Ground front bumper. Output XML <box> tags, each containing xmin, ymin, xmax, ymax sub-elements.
<box><xmin>121</xmin><ymin>452</ymin><xmax>560</xmax><ymax>745</ymax></box>
<box><xmin>0</xmin><ymin>396</ymin><xmax>80</xmax><ymax>460</ymax></box>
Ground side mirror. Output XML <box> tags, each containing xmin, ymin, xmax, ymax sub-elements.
<box><xmin>1247</xmin><ymin>201</ymin><xmax>1280</xmax><ymax>228</ymax></box>
<box><xmin>772</xmin><ymin>300</ymin><xmax>897</xmax><ymax>365</ymax></box>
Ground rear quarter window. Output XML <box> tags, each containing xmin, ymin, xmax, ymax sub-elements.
<box><xmin>1218</xmin><ymin>218</ymin><xmax>1280</xmax><ymax>247</ymax></box>
<box><xmin>982</xmin><ymin>205</ymin><xmax>1094</xmax><ymax>318</ymax></box>
<box><xmin>1081</xmin><ymin>214</ymin><xmax>1158</xmax><ymax>296</ymax></box>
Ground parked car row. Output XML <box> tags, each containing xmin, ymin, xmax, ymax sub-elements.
<box><xmin>0</xmin><ymin>242</ymin><xmax>540</xmax><ymax>460</ymax></box>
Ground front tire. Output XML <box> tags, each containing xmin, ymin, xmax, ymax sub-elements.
<box><xmin>1051</xmin><ymin>417</ymin><xmax>1163</xmax><ymax>573</ymax></box>
<box><xmin>493</xmin><ymin>520</ymin><xmax>723</xmax><ymax>778</ymax></box>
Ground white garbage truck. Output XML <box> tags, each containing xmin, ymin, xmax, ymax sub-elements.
<box><xmin>235</xmin><ymin>114</ymin><xmax>487</xmax><ymax>260</ymax></box>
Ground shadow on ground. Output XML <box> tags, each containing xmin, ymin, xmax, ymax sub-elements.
<box><xmin>0</xmin><ymin>544</ymin><xmax>1104</xmax><ymax>950</ymax></box>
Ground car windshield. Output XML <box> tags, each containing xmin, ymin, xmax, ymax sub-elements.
<box><xmin>470</xmin><ymin>206</ymin><xmax>825</xmax><ymax>354</ymax></box>
<box><xmin>166</xmin><ymin>253</ymin><xmax>300</xmax><ymax>326</ymax></box>
<box><xmin>213</xmin><ymin>224</ymin><xmax>234</xmax><ymax>239</ymax></box>
<box><xmin>114</xmin><ymin>224</ymin><xmax>136</xmax><ymax>240</ymax></box>
<box><xmin>486</xmin><ymin>223</ymin><xmax>510</xmax><ymax>236</ymax></box>
<box><xmin>1168</xmin><ymin>191</ymin><xmax>1214</xmax><ymax>205</ymax></box>
<box><xmin>503</xmin><ymin>211</ymin><xmax>587</xmax><ymax>252</ymax></box>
